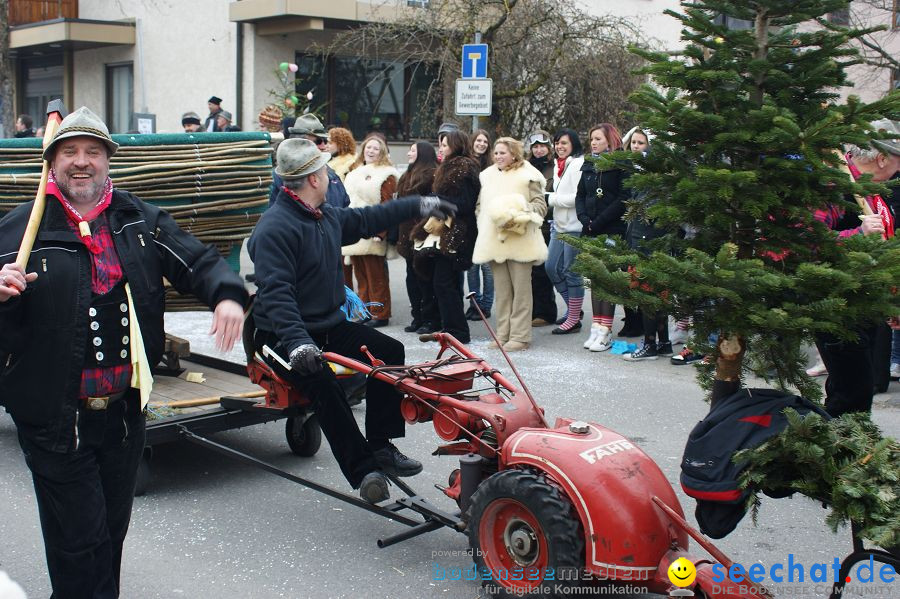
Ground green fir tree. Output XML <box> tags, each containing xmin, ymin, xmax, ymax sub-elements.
<box><xmin>571</xmin><ymin>0</ymin><xmax>900</xmax><ymax>403</ymax></box>
<box><xmin>568</xmin><ymin>0</ymin><xmax>900</xmax><ymax>545</ymax></box>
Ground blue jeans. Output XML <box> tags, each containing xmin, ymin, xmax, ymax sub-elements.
<box><xmin>545</xmin><ymin>228</ymin><xmax>584</xmax><ymax>300</ymax></box>
<box><xmin>466</xmin><ymin>263</ymin><xmax>494</xmax><ymax>310</ymax></box>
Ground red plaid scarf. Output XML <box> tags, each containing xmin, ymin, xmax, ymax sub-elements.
<box><xmin>47</xmin><ymin>169</ymin><xmax>115</xmax><ymax>254</ymax></box>
<box><xmin>282</xmin><ymin>185</ymin><xmax>323</xmax><ymax>219</ymax></box>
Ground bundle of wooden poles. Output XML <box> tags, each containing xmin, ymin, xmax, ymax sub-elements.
<box><xmin>0</xmin><ymin>132</ymin><xmax>273</xmax><ymax>310</ymax></box>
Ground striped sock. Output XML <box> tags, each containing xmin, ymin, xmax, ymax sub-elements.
<box><xmin>676</xmin><ymin>317</ymin><xmax>691</xmax><ymax>331</ymax></box>
<box><xmin>560</xmin><ymin>297</ymin><xmax>584</xmax><ymax>330</ymax></box>
<box><xmin>592</xmin><ymin>315</ymin><xmax>603</xmax><ymax>325</ymax></box>
<box><xmin>599</xmin><ymin>315</ymin><xmax>614</xmax><ymax>328</ymax></box>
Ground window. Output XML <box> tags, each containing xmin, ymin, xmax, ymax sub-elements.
<box><xmin>892</xmin><ymin>68</ymin><xmax>900</xmax><ymax>92</ymax></box>
<box><xmin>894</xmin><ymin>0</ymin><xmax>899</xmax><ymax>30</ymax></box>
<box><xmin>407</xmin><ymin>0</ymin><xmax>430</xmax><ymax>6</ymax></box>
<box><xmin>295</xmin><ymin>53</ymin><xmax>440</xmax><ymax>141</ymax></box>
<box><xmin>828</xmin><ymin>9</ymin><xmax>850</xmax><ymax>26</ymax></box>
<box><xmin>106</xmin><ymin>63</ymin><xmax>133</xmax><ymax>134</ymax></box>
<box><xmin>21</xmin><ymin>56</ymin><xmax>64</xmax><ymax>119</ymax></box>
<box><xmin>712</xmin><ymin>14</ymin><xmax>752</xmax><ymax>30</ymax></box>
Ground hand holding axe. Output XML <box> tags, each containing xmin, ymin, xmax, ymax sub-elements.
<box><xmin>15</xmin><ymin>100</ymin><xmax>67</xmax><ymax>269</ymax></box>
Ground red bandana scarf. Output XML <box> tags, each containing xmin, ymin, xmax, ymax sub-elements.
<box><xmin>556</xmin><ymin>157</ymin><xmax>567</xmax><ymax>178</ymax></box>
<box><xmin>282</xmin><ymin>185</ymin><xmax>323</xmax><ymax>220</ymax></box>
<box><xmin>845</xmin><ymin>152</ymin><xmax>895</xmax><ymax>239</ymax></box>
<box><xmin>47</xmin><ymin>169</ymin><xmax>115</xmax><ymax>254</ymax></box>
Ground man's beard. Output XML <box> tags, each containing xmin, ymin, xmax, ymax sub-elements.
<box><xmin>58</xmin><ymin>174</ymin><xmax>105</xmax><ymax>207</ymax></box>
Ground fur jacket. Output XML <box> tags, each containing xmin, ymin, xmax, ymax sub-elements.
<box><xmin>328</xmin><ymin>153</ymin><xmax>356</xmax><ymax>182</ymax></box>
<box><xmin>341</xmin><ymin>164</ymin><xmax>399</xmax><ymax>257</ymax></box>
<box><xmin>472</xmin><ymin>162</ymin><xmax>548</xmax><ymax>265</ymax></box>
<box><xmin>410</xmin><ymin>155</ymin><xmax>480</xmax><ymax>272</ymax></box>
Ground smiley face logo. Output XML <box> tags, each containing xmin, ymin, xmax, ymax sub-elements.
<box><xmin>667</xmin><ymin>557</ymin><xmax>696</xmax><ymax>587</ymax></box>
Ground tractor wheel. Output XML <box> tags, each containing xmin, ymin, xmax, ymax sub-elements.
<box><xmin>467</xmin><ymin>469</ymin><xmax>584</xmax><ymax>598</ymax></box>
<box><xmin>285</xmin><ymin>414</ymin><xmax>322</xmax><ymax>457</ymax></box>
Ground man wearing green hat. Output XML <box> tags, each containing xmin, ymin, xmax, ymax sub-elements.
<box><xmin>0</xmin><ymin>106</ymin><xmax>248</xmax><ymax>597</ymax></box>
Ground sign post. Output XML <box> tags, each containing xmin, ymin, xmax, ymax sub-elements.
<box><xmin>456</xmin><ymin>33</ymin><xmax>491</xmax><ymax>130</ymax></box>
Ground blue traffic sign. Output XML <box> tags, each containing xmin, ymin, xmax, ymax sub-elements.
<box><xmin>461</xmin><ymin>44</ymin><xmax>488</xmax><ymax>79</ymax></box>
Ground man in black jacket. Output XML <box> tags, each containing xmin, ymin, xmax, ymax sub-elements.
<box><xmin>249</xmin><ymin>138</ymin><xmax>455</xmax><ymax>503</ymax></box>
<box><xmin>0</xmin><ymin>106</ymin><xmax>247</xmax><ymax>598</ymax></box>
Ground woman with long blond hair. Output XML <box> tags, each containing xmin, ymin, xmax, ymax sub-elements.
<box><xmin>342</xmin><ymin>135</ymin><xmax>399</xmax><ymax>327</ymax></box>
<box><xmin>471</xmin><ymin>137</ymin><xmax>548</xmax><ymax>351</ymax></box>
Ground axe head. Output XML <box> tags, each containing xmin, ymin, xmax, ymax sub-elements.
<box><xmin>46</xmin><ymin>99</ymin><xmax>67</xmax><ymax>122</ymax></box>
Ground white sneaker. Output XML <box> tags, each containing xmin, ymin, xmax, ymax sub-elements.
<box><xmin>583</xmin><ymin>324</ymin><xmax>602</xmax><ymax>349</ymax></box>
<box><xmin>805</xmin><ymin>360</ymin><xmax>827</xmax><ymax>377</ymax></box>
<box><xmin>891</xmin><ymin>363</ymin><xmax>900</xmax><ymax>380</ymax></box>
<box><xmin>588</xmin><ymin>326</ymin><xmax>612</xmax><ymax>352</ymax></box>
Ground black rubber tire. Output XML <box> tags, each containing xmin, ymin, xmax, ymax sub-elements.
<box><xmin>285</xmin><ymin>414</ymin><xmax>322</xmax><ymax>457</ymax></box>
<box><xmin>134</xmin><ymin>449</ymin><xmax>152</xmax><ymax>497</ymax></box>
<box><xmin>466</xmin><ymin>469</ymin><xmax>584</xmax><ymax>599</ymax></box>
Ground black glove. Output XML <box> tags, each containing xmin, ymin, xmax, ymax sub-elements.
<box><xmin>420</xmin><ymin>195</ymin><xmax>457</xmax><ymax>220</ymax></box>
<box><xmin>289</xmin><ymin>344</ymin><xmax>323</xmax><ymax>376</ymax></box>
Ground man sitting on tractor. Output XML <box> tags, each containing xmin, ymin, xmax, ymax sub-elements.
<box><xmin>248</xmin><ymin>138</ymin><xmax>456</xmax><ymax>503</ymax></box>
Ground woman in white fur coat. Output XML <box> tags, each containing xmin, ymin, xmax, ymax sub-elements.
<box><xmin>342</xmin><ymin>135</ymin><xmax>399</xmax><ymax>326</ymax></box>
<box><xmin>472</xmin><ymin>138</ymin><xmax>548</xmax><ymax>351</ymax></box>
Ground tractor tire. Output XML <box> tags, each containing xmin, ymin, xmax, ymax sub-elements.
<box><xmin>467</xmin><ymin>468</ymin><xmax>584</xmax><ymax>599</ymax></box>
<box><xmin>285</xmin><ymin>414</ymin><xmax>322</xmax><ymax>457</ymax></box>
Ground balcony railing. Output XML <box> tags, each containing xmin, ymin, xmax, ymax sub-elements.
<box><xmin>8</xmin><ymin>0</ymin><xmax>77</xmax><ymax>27</ymax></box>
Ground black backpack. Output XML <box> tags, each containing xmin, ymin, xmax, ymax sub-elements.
<box><xmin>680</xmin><ymin>388</ymin><xmax>830</xmax><ymax>538</ymax></box>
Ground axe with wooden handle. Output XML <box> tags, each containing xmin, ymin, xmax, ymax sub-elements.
<box><xmin>834</xmin><ymin>150</ymin><xmax>874</xmax><ymax>216</ymax></box>
<box><xmin>15</xmin><ymin>100</ymin><xmax>67</xmax><ymax>269</ymax></box>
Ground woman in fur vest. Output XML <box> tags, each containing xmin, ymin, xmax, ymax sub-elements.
<box><xmin>472</xmin><ymin>138</ymin><xmax>548</xmax><ymax>351</ymax></box>
<box><xmin>410</xmin><ymin>130</ymin><xmax>480</xmax><ymax>343</ymax></box>
<box><xmin>342</xmin><ymin>135</ymin><xmax>399</xmax><ymax>327</ymax></box>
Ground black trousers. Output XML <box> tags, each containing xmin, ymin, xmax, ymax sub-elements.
<box><xmin>816</xmin><ymin>326</ymin><xmax>875</xmax><ymax>417</ymax></box>
<box><xmin>404</xmin><ymin>256</ymin><xmax>437</xmax><ymax>327</ymax></box>
<box><xmin>17</xmin><ymin>393</ymin><xmax>145</xmax><ymax>599</ymax></box>
<box><xmin>425</xmin><ymin>255</ymin><xmax>470</xmax><ymax>343</ymax></box>
<box><xmin>255</xmin><ymin>319</ymin><xmax>406</xmax><ymax>488</ymax></box>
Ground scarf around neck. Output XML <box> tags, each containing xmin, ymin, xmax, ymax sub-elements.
<box><xmin>47</xmin><ymin>169</ymin><xmax>114</xmax><ymax>254</ymax></box>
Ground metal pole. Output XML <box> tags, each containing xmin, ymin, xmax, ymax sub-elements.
<box><xmin>472</xmin><ymin>31</ymin><xmax>481</xmax><ymax>133</ymax></box>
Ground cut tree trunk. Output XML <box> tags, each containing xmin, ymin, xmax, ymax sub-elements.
<box><xmin>711</xmin><ymin>333</ymin><xmax>746</xmax><ymax>408</ymax></box>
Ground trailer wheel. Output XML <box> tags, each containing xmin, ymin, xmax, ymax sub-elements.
<box><xmin>467</xmin><ymin>469</ymin><xmax>583</xmax><ymax>599</ymax></box>
<box><xmin>285</xmin><ymin>414</ymin><xmax>321</xmax><ymax>457</ymax></box>
<box><xmin>134</xmin><ymin>448</ymin><xmax>153</xmax><ymax>497</ymax></box>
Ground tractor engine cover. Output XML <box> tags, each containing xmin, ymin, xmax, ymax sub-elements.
<box><xmin>502</xmin><ymin>419</ymin><xmax>689</xmax><ymax>583</ymax></box>
<box><xmin>411</xmin><ymin>360</ymin><xmax>480</xmax><ymax>395</ymax></box>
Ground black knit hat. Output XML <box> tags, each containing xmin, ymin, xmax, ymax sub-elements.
<box><xmin>208</xmin><ymin>96</ymin><xmax>222</xmax><ymax>105</ymax></box>
<box><xmin>181</xmin><ymin>111</ymin><xmax>201</xmax><ymax>126</ymax></box>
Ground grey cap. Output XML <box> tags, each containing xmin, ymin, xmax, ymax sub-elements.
<box><xmin>870</xmin><ymin>119</ymin><xmax>900</xmax><ymax>156</ymax></box>
<box><xmin>217</xmin><ymin>110</ymin><xmax>233</xmax><ymax>123</ymax></box>
<box><xmin>43</xmin><ymin>106</ymin><xmax>119</xmax><ymax>161</ymax></box>
<box><xmin>289</xmin><ymin>113</ymin><xmax>328</xmax><ymax>138</ymax></box>
<box><xmin>181</xmin><ymin>111</ymin><xmax>201</xmax><ymax>125</ymax></box>
<box><xmin>275</xmin><ymin>138</ymin><xmax>331</xmax><ymax>180</ymax></box>
<box><xmin>438</xmin><ymin>121</ymin><xmax>459</xmax><ymax>136</ymax></box>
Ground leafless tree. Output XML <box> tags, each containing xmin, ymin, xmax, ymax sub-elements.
<box><xmin>0</xmin><ymin>0</ymin><xmax>14</xmax><ymax>138</ymax></box>
<box><xmin>817</xmin><ymin>0</ymin><xmax>900</xmax><ymax>89</ymax></box>
<box><xmin>323</xmin><ymin>0</ymin><xmax>652</xmax><ymax>138</ymax></box>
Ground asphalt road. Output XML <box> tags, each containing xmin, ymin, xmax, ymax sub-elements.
<box><xmin>1</xmin><ymin>256</ymin><xmax>898</xmax><ymax>599</ymax></box>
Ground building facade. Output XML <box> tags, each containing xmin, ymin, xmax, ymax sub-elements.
<box><xmin>7</xmin><ymin>1</ymin><xmax>899</xmax><ymax>136</ymax></box>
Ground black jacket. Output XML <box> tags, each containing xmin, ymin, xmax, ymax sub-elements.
<box><xmin>574</xmin><ymin>158</ymin><xmax>626</xmax><ymax>237</ymax></box>
<box><xmin>0</xmin><ymin>190</ymin><xmax>248</xmax><ymax>451</ymax></box>
<box><xmin>248</xmin><ymin>189</ymin><xmax>420</xmax><ymax>353</ymax></box>
<box><xmin>204</xmin><ymin>109</ymin><xmax>222</xmax><ymax>132</ymax></box>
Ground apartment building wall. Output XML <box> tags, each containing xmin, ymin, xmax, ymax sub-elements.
<box><xmin>74</xmin><ymin>0</ymin><xmax>237</xmax><ymax>132</ymax></box>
